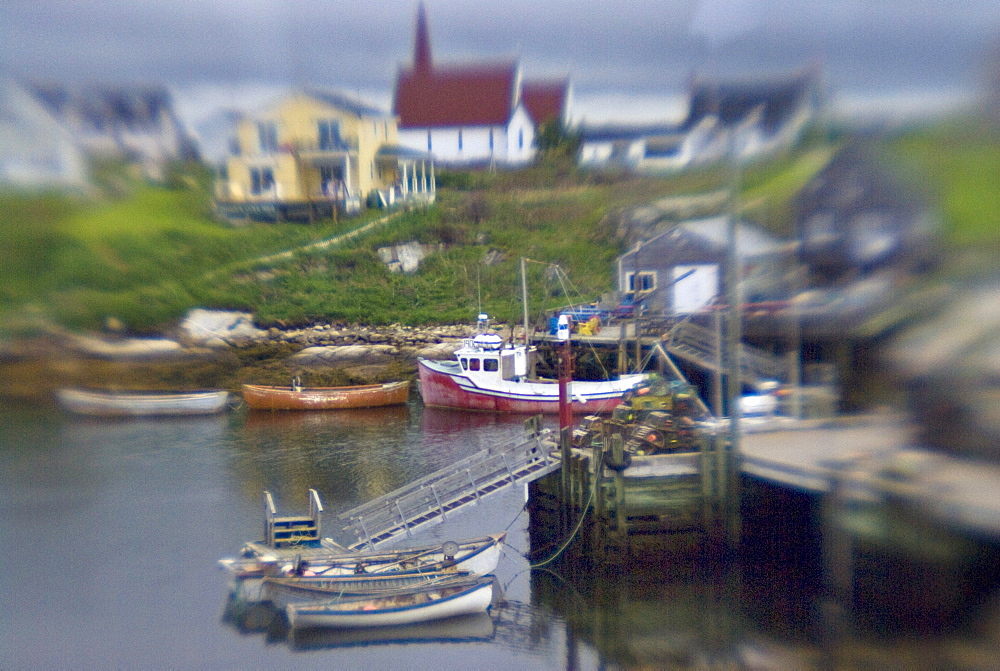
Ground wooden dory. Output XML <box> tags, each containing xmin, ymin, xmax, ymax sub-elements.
<box><xmin>55</xmin><ymin>388</ymin><xmax>230</xmax><ymax>417</ymax></box>
<box><xmin>263</xmin><ymin>571</ymin><xmax>477</xmax><ymax>608</ymax></box>
<box><xmin>285</xmin><ymin>575</ymin><xmax>496</xmax><ymax>629</ymax></box>
<box><xmin>221</xmin><ymin>533</ymin><xmax>506</xmax><ymax>603</ymax></box>
<box><xmin>242</xmin><ymin>381</ymin><xmax>409</xmax><ymax>411</ymax></box>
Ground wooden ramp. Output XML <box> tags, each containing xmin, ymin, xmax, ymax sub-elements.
<box><xmin>664</xmin><ymin>320</ymin><xmax>788</xmax><ymax>388</ymax></box>
<box><xmin>338</xmin><ymin>423</ymin><xmax>559</xmax><ymax>551</ymax></box>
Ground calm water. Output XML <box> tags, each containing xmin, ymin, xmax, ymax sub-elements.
<box><xmin>2</xmin><ymin>399</ymin><xmax>997</xmax><ymax>669</ymax></box>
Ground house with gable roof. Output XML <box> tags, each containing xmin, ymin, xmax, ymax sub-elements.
<box><xmin>579</xmin><ymin>68</ymin><xmax>822</xmax><ymax>172</ymax></box>
<box><xmin>617</xmin><ymin>216</ymin><xmax>796</xmax><ymax>317</ymax></box>
<box><xmin>214</xmin><ymin>88</ymin><xmax>435</xmax><ymax>222</ymax></box>
<box><xmin>0</xmin><ymin>79</ymin><xmax>88</xmax><ymax>189</ymax></box>
<box><xmin>27</xmin><ymin>82</ymin><xmax>198</xmax><ymax>181</ymax></box>
<box><xmin>393</xmin><ymin>4</ymin><xmax>569</xmax><ymax>167</ymax></box>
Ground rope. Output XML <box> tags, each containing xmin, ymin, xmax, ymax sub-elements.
<box><xmin>529</xmin><ymin>482</ymin><xmax>595</xmax><ymax>569</ymax></box>
<box><xmin>503</xmin><ymin>498</ymin><xmax>529</xmax><ymax>533</ymax></box>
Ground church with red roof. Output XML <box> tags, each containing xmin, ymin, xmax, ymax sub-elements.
<box><xmin>393</xmin><ymin>4</ymin><xmax>570</xmax><ymax>167</ymax></box>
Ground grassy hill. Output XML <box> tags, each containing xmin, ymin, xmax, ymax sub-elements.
<box><xmin>2</xmin><ymin>119</ymin><xmax>995</xmax><ymax>338</ymax></box>
<box><xmin>887</xmin><ymin>117</ymin><xmax>1000</xmax><ymax>251</ymax></box>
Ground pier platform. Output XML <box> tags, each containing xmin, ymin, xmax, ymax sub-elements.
<box><xmin>739</xmin><ymin>412</ymin><xmax>1000</xmax><ymax>540</ymax></box>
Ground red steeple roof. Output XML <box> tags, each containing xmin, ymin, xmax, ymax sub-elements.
<box><xmin>394</xmin><ymin>62</ymin><xmax>518</xmax><ymax>128</ymax></box>
<box><xmin>394</xmin><ymin>4</ymin><xmax>520</xmax><ymax>129</ymax></box>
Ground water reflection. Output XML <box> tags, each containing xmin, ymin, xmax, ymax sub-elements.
<box><xmin>223</xmin><ymin>402</ymin><xmax>536</xmax><ymax>548</ymax></box>
<box><xmin>530</xmin><ymin>555</ymin><xmax>745</xmax><ymax>668</ymax></box>
<box><xmin>241</xmin><ymin>404</ymin><xmax>410</xmax><ymax>431</ymax></box>
<box><xmin>225</xmin><ymin>404</ymin><xmax>417</xmax><ymax>519</ymax></box>
<box><xmin>221</xmin><ymin>596</ymin><xmax>496</xmax><ymax>651</ymax></box>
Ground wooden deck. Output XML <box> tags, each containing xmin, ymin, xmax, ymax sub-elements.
<box><xmin>331</xmin><ymin>409</ymin><xmax>1000</xmax><ymax>554</ymax></box>
<box><xmin>739</xmin><ymin>412</ymin><xmax>1000</xmax><ymax>540</ymax></box>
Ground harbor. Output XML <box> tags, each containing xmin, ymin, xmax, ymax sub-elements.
<box><xmin>5</xmin><ymin>373</ymin><xmax>1000</xmax><ymax>667</ymax></box>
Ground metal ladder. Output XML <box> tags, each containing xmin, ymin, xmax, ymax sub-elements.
<box><xmin>338</xmin><ymin>423</ymin><xmax>559</xmax><ymax>551</ymax></box>
<box><xmin>263</xmin><ymin>488</ymin><xmax>323</xmax><ymax>548</ymax></box>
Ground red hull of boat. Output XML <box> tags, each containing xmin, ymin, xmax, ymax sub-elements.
<box><xmin>417</xmin><ymin>364</ymin><xmax>624</xmax><ymax>415</ymax></box>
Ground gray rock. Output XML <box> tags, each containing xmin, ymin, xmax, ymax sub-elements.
<box><xmin>414</xmin><ymin>341</ymin><xmax>462</xmax><ymax>361</ymax></box>
<box><xmin>290</xmin><ymin>344</ymin><xmax>398</xmax><ymax>367</ymax></box>
<box><xmin>179</xmin><ymin>309</ymin><xmax>267</xmax><ymax>346</ymax></box>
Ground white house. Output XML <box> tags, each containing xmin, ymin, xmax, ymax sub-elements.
<box><xmin>617</xmin><ymin>216</ymin><xmax>794</xmax><ymax>316</ymax></box>
<box><xmin>0</xmin><ymin>79</ymin><xmax>88</xmax><ymax>189</ymax></box>
<box><xmin>579</xmin><ymin>68</ymin><xmax>822</xmax><ymax>173</ymax></box>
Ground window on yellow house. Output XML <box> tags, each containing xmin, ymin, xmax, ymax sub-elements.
<box><xmin>250</xmin><ymin>167</ymin><xmax>274</xmax><ymax>195</ymax></box>
<box><xmin>318</xmin><ymin>120</ymin><xmax>340</xmax><ymax>151</ymax></box>
<box><xmin>258</xmin><ymin>122</ymin><xmax>278</xmax><ymax>152</ymax></box>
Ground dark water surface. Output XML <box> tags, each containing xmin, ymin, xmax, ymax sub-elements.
<box><xmin>2</xmin><ymin>400</ymin><xmax>998</xmax><ymax>669</ymax></box>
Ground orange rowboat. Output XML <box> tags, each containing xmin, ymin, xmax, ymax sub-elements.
<box><xmin>242</xmin><ymin>380</ymin><xmax>409</xmax><ymax>411</ymax></box>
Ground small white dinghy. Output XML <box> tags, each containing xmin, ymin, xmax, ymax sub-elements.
<box><xmin>262</xmin><ymin>570</ymin><xmax>477</xmax><ymax>609</ymax></box>
<box><xmin>55</xmin><ymin>388</ymin><xmax>230</xmax><ymax>417</ymax></box>
<box><xmin>285</xmin><ymin>575</ymin><xmax>496</xmax><ymax>629</ymax></box>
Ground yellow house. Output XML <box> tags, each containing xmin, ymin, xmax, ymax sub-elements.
<box><xmin>215</xmin><ymin>89</ymin><xmax>435</xmax><ymax>222</ymax></box>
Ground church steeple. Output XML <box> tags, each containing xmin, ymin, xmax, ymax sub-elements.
<box><xmin>414</xmin><ymin>3</ymin><xmax>432</xmax><ymax>75</ymax></box>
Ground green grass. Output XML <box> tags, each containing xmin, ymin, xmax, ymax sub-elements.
<box><xmin>3</xmin><ymin>123</ymin><xmax>995</xmax><ymax>337</ymax></box>
<box><xmin>739</xmin><ymin>143</ymin><xmax>840</xmax><ymax>236</ymax></box>
<box><xmin>888</xmin><ymin>117</ymin><xmax>1000</xmax><ymax>249</ymax></box>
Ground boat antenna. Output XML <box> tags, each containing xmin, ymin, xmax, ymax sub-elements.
<box><xmin>521</xmin><ymin>257</ymin><xmax>530</xmax><ymax>346</ymax></box>
<box><xmin>477</xmin><ymin>265</ymin><xmax>482</xmax><ymax>317</ymax></box>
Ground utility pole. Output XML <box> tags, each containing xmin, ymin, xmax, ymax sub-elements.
<box><xmin>723</xmin><ymin>127</ymin><xmax>743</xmax><ymax>551</ymax></box>
<box><xmin>521</xmin><ymin>257</ymin><xmax>530</xmax><ymax>346</ymax></box>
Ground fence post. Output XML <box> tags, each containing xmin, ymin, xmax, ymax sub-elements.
<box><xmin>611</xmin><ymin>434</ymin><xmax>627</xmax><ymax>542</ymax></box>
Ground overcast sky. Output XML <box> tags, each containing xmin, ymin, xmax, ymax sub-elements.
<box><xmin>3</xmin><ymin>1</ymin><xmax>999</xmax><ymax>126</ymax></box>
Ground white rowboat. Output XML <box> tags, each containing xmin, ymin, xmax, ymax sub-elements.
<box><xmin>285</xmin><ymin>575</ymin><xmax>496</xmax><ymax>629</ymax></box>
<box><xmin>55</xmin><ymin>388</ymin><xmax>230</xmax><ymax>417</ymax></box>
<box><xmin>262</xmin><ymin>571</ymin><xmax>477</xmax><ymax>609</ymax></box>
<box><xmin>221</xmin><ymin>533</ymin><xmax>505</xmax><ymax>603</ymax></box>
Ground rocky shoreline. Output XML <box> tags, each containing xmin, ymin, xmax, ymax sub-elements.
<box><xmin>0</xmin><ymin>311</ymin><xmax>521</xmax><ymax>403</ymax></box>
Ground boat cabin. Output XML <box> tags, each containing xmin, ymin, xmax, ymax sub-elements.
<box><xmin>458</xmin><ymin>334</ymin><xmax>531</xmax><ymax>382</ymax></box>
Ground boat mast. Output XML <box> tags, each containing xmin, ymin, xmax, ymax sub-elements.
<box><xmin>521</xmin><ymin>257</ymin><xmax>530</xmax><ymax>346</ymax></box>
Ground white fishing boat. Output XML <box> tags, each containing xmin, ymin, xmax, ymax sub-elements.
<box><xmin>286</xmin><ymin>611</ymin><xmax>496</xmax><ymax>649</ymax></box>
<box><xmin>285</xmin><ymin>575</ymin><xmax>496</xmax><ymax>629</ymax></box>
<box><xmin>418</xmin><ymin>314</ymin><xmax>647</xmax><ymax>414</ymax></box>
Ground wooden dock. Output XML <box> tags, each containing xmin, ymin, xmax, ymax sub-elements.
<box><xmin>740</xmin><ymin>413</ymin><xmax>1000</xmax><ymax>540</ymax></box>
<box><xmin>327</xmin><ymin>406</ymin><xmax>1000</xmax><ymax>563</ymax></box>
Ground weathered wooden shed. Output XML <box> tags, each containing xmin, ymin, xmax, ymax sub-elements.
<box><xmin>616</xmin><ymin>216</ymin><xmax>796</xmax><ymax>318</ymax></box>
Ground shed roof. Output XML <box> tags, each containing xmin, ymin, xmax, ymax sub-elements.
<box><xmin>621</xmin><ymin>216</ymin><xmax>789</xmax><ymax>263</ymax></box>
<box><xmin>579</xmin><ymin>123</ymin><xmax>683</xmax><ymax>142</ymax></box>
